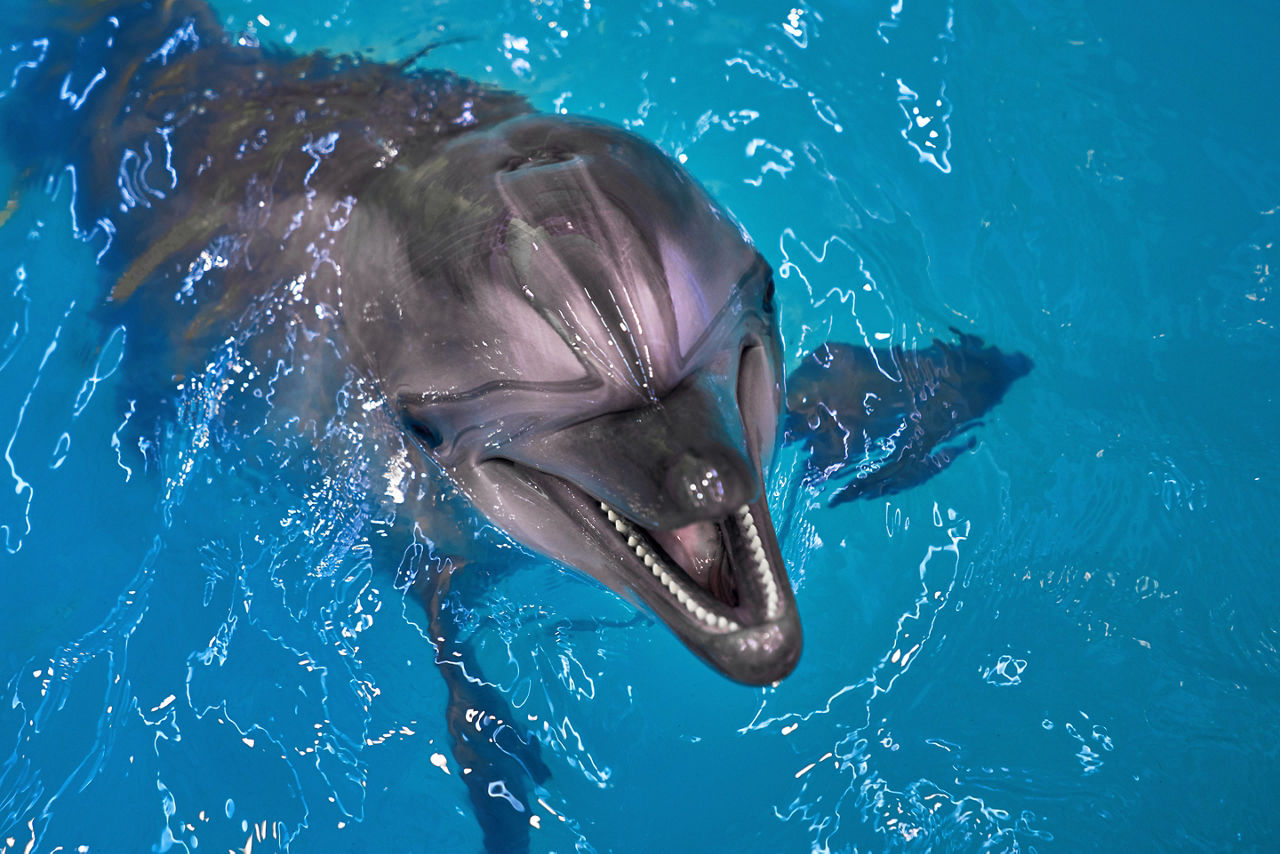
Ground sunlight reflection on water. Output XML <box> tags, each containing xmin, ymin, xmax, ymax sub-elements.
<box><xmin>1</xmin><ymin>0</ymin><xmax>1278</xmax><ymax>851</ymax></box>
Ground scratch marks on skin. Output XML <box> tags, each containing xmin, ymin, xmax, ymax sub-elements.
<box><xmin>595</xmin><ymin>285</ymin><xmax>652</xmax><ymax>400</ymax></box>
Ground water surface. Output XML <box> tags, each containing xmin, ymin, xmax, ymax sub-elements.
<box><xmin>1</xmin><ymin>0</ymin><xmax>1277</xmax><ymax>851</ymax></box>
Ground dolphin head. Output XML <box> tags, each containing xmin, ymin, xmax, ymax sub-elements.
<box><xmin>344</xmin><ymin>114</ymin><xmax>800</xmax><ymax>684</ymax></box>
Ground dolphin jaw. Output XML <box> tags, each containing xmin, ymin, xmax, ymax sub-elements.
<box><xmin>598</xmin><ymin>490</ymin><xmax>801</xmax><ymax>685</ymax></box>
<box><xmin>472</xmin><ymin>455</ymin><xmax>802</xmax><ymax>685</ymax></box>
<box><xmin>587</xmin><ymin>482</ymin><xmax>801</xmax><ymax>685</ymax></box>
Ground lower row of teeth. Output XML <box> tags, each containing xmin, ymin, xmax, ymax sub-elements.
<box><xmin>738</xmin><ymin>506</ymin><xmax>781</xmax><ymax>621</ymax></box>
<box><xmin>600</xmin><ymin>502</ymin><xmax>781</xmax><ymax>630</ymax></box>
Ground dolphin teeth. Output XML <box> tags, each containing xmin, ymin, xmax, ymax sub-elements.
<box><xmin>603</xmin><ymin>500</ymin><xmax>738</xmax><ymax>632</ymax></box>
<box><xmin>736</xmin><ymin>504</ymin><xmax>782</xmax><ymax>617</ymax></box>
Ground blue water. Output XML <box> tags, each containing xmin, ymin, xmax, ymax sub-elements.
<box><xmin>1</xmin><ymin>0</ymin><xmax>1277</xmax><ymax>851</ymax></box>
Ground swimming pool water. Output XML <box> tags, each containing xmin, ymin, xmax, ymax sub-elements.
<box><xmin>1</xmin><ymin>0</ymin><xmax>1277</xmax><ymax>851</ymax></box>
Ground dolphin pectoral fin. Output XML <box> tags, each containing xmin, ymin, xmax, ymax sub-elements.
<box><xmin>826</xmin><ymin>435</ymin><xmax>977</xmax><ymax>505</ymax></box>
<box><xmin>424</xmin><ymin>566</ymin><xmax>549</xmax><ymax>854</ymax></box>
<box><xmin>784</xmin><ymin>332</ymin><xmax>1031</xmax><ymax>504</ymax></box>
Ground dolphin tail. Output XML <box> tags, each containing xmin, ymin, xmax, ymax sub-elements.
<box><xmin>784</xmin><ymin>331</ymin><xmax>1031</xmax><ymax>505</ymax></box>
<box><xmin>423</xmin><ymin>565</ymin><xmax>550</xmax><ymax>854</ymax></box>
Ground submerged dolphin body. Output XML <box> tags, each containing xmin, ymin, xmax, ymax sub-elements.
<box><xmin>5</xmin><ymin>1</ymin><xmax>1029</xmax><ymax>849</ymax></box>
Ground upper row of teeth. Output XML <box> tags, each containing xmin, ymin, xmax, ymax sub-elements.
<box><xmin>599</xmin><ymin>502</ymin><xmax>781</xmax><ymax>631</ymax></box>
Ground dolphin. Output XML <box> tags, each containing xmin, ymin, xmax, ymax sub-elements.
<box><xmin>14</xmin><ymin>0</ymin><xmax>803</xmax><ymax>684</ymax></box>
<box><xmin>338</xmin><ymin>113</ymin><xmax>801</xmax><ymax>684</ymax></box>
<box><xmin>3</xmin><ymin>1</ymin><xmax>1030</xmax><ymax>849</ymax></box>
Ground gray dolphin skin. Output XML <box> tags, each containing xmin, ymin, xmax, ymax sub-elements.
<box><xmin>341</xmin><ymin>114</ymin><xmax>801</xmax><ymax>684</ymax></box>
<box><xmin>5</xmin><ymin>1</ymin><xmax>1027</xmax><ymax>850</ymax></box>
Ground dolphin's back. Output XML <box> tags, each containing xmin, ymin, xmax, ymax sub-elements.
<box><xmin>5</xmin><ymin>0</ymin><xmax>530</xmax><ymax>292</ymax></box>
<box><xmin>3</xmin><ymin>0</ymin><xmax>531</xmax><ymax>393</ymax></box>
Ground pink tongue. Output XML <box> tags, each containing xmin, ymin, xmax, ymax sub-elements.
<box><xmin>648</xmin><ymin>521</ymin><xmax>724</xmax><ymax>586</ymax></box>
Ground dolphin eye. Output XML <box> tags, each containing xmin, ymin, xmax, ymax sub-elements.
<box><xmin>411</xmin><ymin>421</ymin><xmax>444</xmax><ymax>451</ymax></box>
<box><xmin>763</xmin><ymin>272</ymin><xmax>776</xmax><ymax>313</ymax></box>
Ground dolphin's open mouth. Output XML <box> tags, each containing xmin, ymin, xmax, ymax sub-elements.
<box><xmin>487</xmin><ymin>460</ymin><xmax>802</xmax><ymax>684</ymax></box>
<box><xmin>594</xmin><ymin>499</ymin><xmax>781</xmax><ymax>634</ymax></box>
